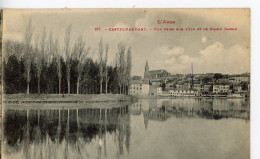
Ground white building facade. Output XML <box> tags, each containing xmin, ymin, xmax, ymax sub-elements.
<box><xmin>130</xmin><ymin>80</ymin><xmax>150</xmax><ymax>95</ymax></box>
<box><xmin>169</xmin><ymin>89</ymin><xmax>198</xmax><ymax>97</ymax></box>
<box><xmin>213</xmin><ymin>85</ymin><xmax>230</xmax><ymax>94</ymax></box>
<box><xmin>149</xmin><ymin>86</ymin><xmax>162</xmax><ymax>96</ymax></box>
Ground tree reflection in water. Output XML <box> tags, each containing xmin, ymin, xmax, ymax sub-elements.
<box><xmin>3</xmin><ymin>98</ymin><xmax>250</xmax><ymax>159</ymax></box>
<box><xmin>4</xmin><ymin>104</ymin><xmax>130</xmax><ymax>159</ymax></box>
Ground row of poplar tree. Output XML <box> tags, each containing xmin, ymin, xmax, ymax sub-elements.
<box><xmin>3</xmin><ymin>20</ymin><xmax>132</xmax><ymax>95</ymax></box>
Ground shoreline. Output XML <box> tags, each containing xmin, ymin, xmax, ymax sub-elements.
<box><xmin>4</xmin><ymin>101</ymin><xmax>133</xmax><ymax>110</ymax></box>
<box><xmin>132</xmin><ymin>94</ymin><xmax>250</xmax><ymax>100</ymax></box>
<box><xmin>3</xmin><ymin>94</ymin><xmax>134</xmax><ymax>104</ymax></box>
<box><xmin>2</xmin><ymin>93</ymin><xmax>249</xmax><ymax>105</ymax></box>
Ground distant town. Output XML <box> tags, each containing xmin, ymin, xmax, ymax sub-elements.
<box><xmin>130</xmin><ymin>61</ymin><xmax>250</xmax><ymax>98</ymax></box>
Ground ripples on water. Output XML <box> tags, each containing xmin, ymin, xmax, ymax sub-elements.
<box><xmin>3</xmin><ymin>98</ymin><xmax>250</xmax><ymax>159</ymax></box>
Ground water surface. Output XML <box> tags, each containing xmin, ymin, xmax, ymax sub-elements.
<box><xmin>3</xmin><ymin>98</ymin><xmax>250</xmax><ymax>159</ymax></box>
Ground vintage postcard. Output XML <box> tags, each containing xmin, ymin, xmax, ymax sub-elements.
<box><xmin>1</xmin><ymin>9</ymin><xmax>250</xmax><ymax>159</ymax></box>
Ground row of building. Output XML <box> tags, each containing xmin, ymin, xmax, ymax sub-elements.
<box><xmin>130</xmin><ymin>79</ymin><xmax>249</xmax><ymax>97</ymax></box>
<box><xmin>129</xmin><ymin>61</ymin><xmax>250</xmax><ymax>97</ymax></box>
<box><xmin>142</xmin><ymin>61</ymin><xmax>250</xmax><ymax>84</ymax></box>
<box><xmin>130</xmin><ymin>80</ymin><xmax>200</xmax><ymax>96</ymax></box>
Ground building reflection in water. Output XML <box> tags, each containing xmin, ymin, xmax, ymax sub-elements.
<box><xmin>3</xmin><ymin>104</ymin><xmax>130</xmax><ymax>159</ymax></box>
<box><xmin>130</xmin><ymin>98</ymin><xmax>250</xmax><ymax>130</ymax></box>
<box><xmin>4</xmin><ymin>98</ymin><xmax>250</xmax><ymax>159</ymax></box>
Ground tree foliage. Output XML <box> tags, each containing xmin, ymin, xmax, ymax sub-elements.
<box><xmin>3</xmin><ymin>24</ymin><xmax>132</xmax><ymax>95</ymax></box>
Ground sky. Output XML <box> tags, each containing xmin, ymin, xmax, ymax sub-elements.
<box><xmin>2</xmin><ymin>9</ymin><xmax>250</xmax><ymax>76</ymax></box>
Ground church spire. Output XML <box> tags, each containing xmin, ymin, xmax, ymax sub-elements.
<box><xmin>144</xmin><ymin>60</ymin><xmax>149</xmax><ymax>79</ymax></box>
<box><xmin>145</xmin><ymin>60</ymin><xmax>149</xmax><ymax>72</ymax></box>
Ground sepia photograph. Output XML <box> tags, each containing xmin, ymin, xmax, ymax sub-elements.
<box><xmin>1</xmin><ymin>9</ymin><xmax>250</xmax><ymax>159</ymax></box>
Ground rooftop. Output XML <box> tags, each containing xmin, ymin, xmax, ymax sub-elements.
<box><xmin>130</xmin><ymin>80</ymin><xmax>149</xmax><ymax>84</ymax></box>
<box><xmin>169</xmin><ymin>88</ymin><xmax>198</xmax><ymax>91</ymax></box>
<box><xmin>148</xmin><ymin>69</ymin><xmax>168</xmax><ymax>74</ymax></box>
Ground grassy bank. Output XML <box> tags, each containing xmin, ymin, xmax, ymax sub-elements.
<box><xmin>3</xmin><ymin>94</ymin><xmax>134</xmax><ymax>103</ymax></box>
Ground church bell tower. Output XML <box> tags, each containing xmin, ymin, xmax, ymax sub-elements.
<box><xmin>144</xmin><ymin>60</ymin><xmax>149</xmax><ymax>78</ymax></box>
